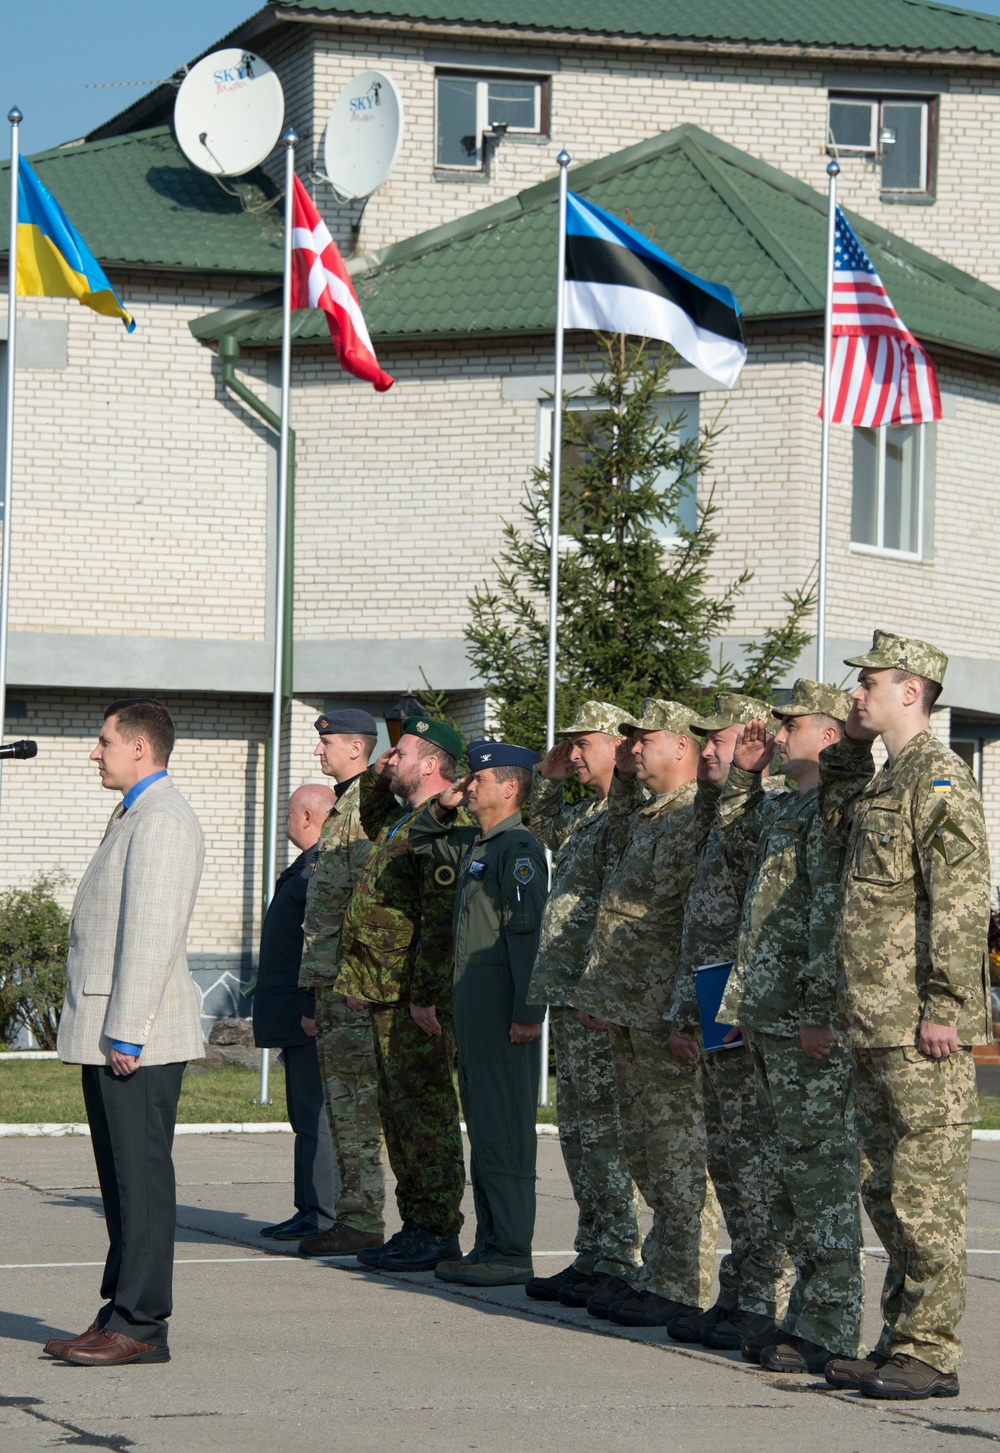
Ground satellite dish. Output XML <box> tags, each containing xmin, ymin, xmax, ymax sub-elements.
<box><xmin>174</xmin><ymin>48</ymin><xmax>284</xmax><ymax>177</ymax></box>
<box><xmin>323</xmin><ymin>70</ymin><xmax>404</xmax><ymax>201</ymax></box>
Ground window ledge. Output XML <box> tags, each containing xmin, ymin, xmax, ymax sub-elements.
<box><xmin>434</xmin><ymin>167</ymin><xmax>490</xmax><ymax>184</ymax></box>
<box><xmin>879</xmin><ymin>192</ymin><xmax>936</xmax><ymax>206</ymax></box>
<box><xmin>850</xmin><ymin>542</ymin><xmax>929</xmax><ymax>563</ymax></box>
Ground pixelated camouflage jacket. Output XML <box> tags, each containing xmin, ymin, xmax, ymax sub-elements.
<box><xmin>298</xmin><ymin>776</ymin><xmax>371</xmax><ymax>991</ymax></box>
<box><xmin>716</xmin><ymin>767</ymin><xmax>846</xmax><ymax>1036</ymax></box>
<box><xmin>819</xmin><ymin>730</ymin><xmax>992</xmax><ymax>1048</ymax></box>
<box><xmin>333</xmin><ymin>767</ymin><xmax>462</xmax><ymax>1008</ymax></box>
<box><xmin>527</xmin><ymin>770</ymin><xmax>610</xmax><ymax>1006</ymax></box>
<box><xmin>574</xmin><ymin>772</ymin><xmax>698</xmax><ymax>1029</ymax></box>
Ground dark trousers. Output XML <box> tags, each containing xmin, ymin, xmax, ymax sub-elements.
<box><xmin>81</xmin><ymin>1062</ymin><xmax>185</xmax><ymax>1347</ymax></box>
<box><xmin>282</xmin><ymin>1040</ymin><xmax>339</xmax><ymax>1223</ymax></box>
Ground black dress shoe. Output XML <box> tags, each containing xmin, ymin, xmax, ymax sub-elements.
<box><xmin>260</xmin><ymin>1213</ymin><xmax>321</xmax><ymax>1241</ymax></box>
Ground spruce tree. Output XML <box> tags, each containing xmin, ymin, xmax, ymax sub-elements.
<box><xmin>465</xmin><ymin>336</ymin><xmax>814</xmax><ymax>749</ymax></box>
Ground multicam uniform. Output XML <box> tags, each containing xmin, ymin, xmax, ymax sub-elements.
<box><xmin>575</xmin><ymin>704</ymin><xmax>718</xmax><ymax>1310</ymax></box>
<box><xmin>528</xmin><ymin>768</ymin><xmax>641</xmax><ymax>1282</ymax></box>
<box><xmin>334</xmin><ymin>768</ymin><xmax>466</xmax><ymax>1239</ymax></box>
<box><xmin>298</xmin><ymin>776</ymin><xmax>385</xmax><ymax>1236</ymax></box>
<box><xmin>719</xmin><ymin>731</ymin><xmax>863</xmax><ymax>1360</ymax></box>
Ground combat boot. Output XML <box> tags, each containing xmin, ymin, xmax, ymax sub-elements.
<box><xmin>585</xmin><ymin>1276</ymin><xmax>636</xmax><ymax>1319</ymax></box>
<box><xmin>859</xmin><ymin>1353</ymin><xmax>959</xmax><ymax>1401</ymax></box>
<box><xmin>759</xmin><ymin>1334</ymin><xmax>837</xmax><ymax>1374</ymax></box>
<box><xmin>379</xmin><ymin>1225</ymin><xmax>461</xmax><ymax>1271</ymax></box>
<box><xmin>525</xmin><ymin>1264</ymin><xmax>588</xmax><ymax>1302</ymax></box>
<box><xmin>356</xmin><ymin>1221</ymin><xmax>415</xmax><ymax>1268</ymax></box>
<box><xmin>609</xmin><ymin>1291</ymin><xmax>698</xmax><ymax>1328</ymax></box>
<box><xmin>702</xmin><ymin>1309</ymin><xmax>775</xmax><ymax>1352</ymax></box>
<box><xmin>666</xmin><ymin>1301</ymin><xmax>733</xmax><ymax>1344</ymax></box>
<box><xmin>740</xmin><ymin>1318</ymin><xmax>782</xmax><ymax>1363</ymax></box>
<box><xmin>559</xmin><ymin>1271</ymin><xmax>624</xmax><ymax>1309</ymax></box>
<box><xmin>825</xmin><ymin>1352</ymin><xmax>888</xmax><ymax>1389</ymax></box>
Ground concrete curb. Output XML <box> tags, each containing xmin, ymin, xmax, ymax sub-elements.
<box><xmin>0</xmin><ymin>1120</ymin><xmax>564</xmax><ymax>1138</ymax></box>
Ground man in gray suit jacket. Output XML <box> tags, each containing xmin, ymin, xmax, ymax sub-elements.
<box><xmin>48</xmin><ymin>699</ymin><xmax>205</xmax><ymax>1367</ymax></box>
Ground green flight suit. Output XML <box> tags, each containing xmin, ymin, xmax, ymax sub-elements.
<box><xmin>410</xmin><ymin>804</ymin><xmax>547</xmax><ymax>1266</ymax></box>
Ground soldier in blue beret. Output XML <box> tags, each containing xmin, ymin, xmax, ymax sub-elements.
<box><xmin>409</xmin><ymin>740</ymin><xmax>548</xmax><ymax>1286</ymax></box>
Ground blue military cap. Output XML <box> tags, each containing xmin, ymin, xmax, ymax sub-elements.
<box><xmin>468</xmin><ymin>740</ymin><xmax>540</xmax><ymax>772</ymax></box>
<box><xmin>314</xmin><ymin>709</ymin><xmax>379</xmax><ymax>736</ymax></box>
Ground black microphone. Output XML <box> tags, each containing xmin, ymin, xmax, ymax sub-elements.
<box><xmin>0</xmin><ymin>739</ymin><xmax>38</xmax><ymax>759</ymax></box>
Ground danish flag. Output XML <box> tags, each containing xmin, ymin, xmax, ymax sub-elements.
<box><xmin>290</xmin><ymin>175</ymin><xmax>394</xmax><ymax>392</ymax></box>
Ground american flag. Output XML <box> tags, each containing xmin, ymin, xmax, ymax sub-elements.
<box><xmin>826</xmin><ymin>207</ymin><xmax>940</xmax><ymax>426</ymax></box>
<box><xmin>290</xmin><ymin>176</ymin><xmax>394</xmax><ymax>392</ymax></box>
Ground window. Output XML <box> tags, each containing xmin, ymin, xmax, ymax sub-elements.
<box><xmin>828</xmin><ymin>94</ymin><xmax>933</xmax><ymax>194</ymax></box>
<box><xmin>435</xmin><ymin>71</ymin><xmax>546</xmax><ymax>171</ymax></box>
<box><xmin>950</xmin><ymin>736</ymin><xmax>983</xmax><ymax>787</ymax></box>
<box><xmin>538</xmin><ymin>395</ymin><xmax>699</xmax><ymax>541</ymax></box>
<box><xmin>851</xmin><ymin>424</ymin><xmax>929</xmax><ymax>558</ymax></box>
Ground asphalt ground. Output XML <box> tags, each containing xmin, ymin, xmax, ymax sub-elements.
<box><xmin>1</xmin><ymin>1131</ymin><xmax>999</xmax><ymax>1453</ymax></box>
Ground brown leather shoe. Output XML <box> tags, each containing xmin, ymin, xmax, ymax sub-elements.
<box><xmin>298</xmin><ymin>1222</ymin><xmax>384</xmax><ymax>1258</ymax></box>
<box><xmin>56</xmin><ymin>1329</ymin><xmax>170</xmax><ymax>1365</ymax></box>
<box><xmin>43</xmin><ymin>1322</ymin><xmax>100</xmax><ymax>1357</ymax></box>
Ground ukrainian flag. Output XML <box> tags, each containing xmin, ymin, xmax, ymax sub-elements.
<box><xmin>16</xmin><ymin>159</ymin><xmax>134</xmax><ymax>332</ymax></box>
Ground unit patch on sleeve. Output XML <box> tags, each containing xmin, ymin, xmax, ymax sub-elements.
<box><xmin>433</xmin><ymin>865</ymin><xmax>457</xmax><ymax>886</ymax></box>
<box><xmin>513</xmin><ymin>857</ymin><xmax>536</xmax><ymax>885</ymax></box>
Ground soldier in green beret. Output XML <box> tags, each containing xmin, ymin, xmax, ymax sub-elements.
<box><xmin>715</xmin><ymin>680</ymin><xmax>863</xmax><ymax>1376</ymax></box>
<box><xmin>818</xmin><ymin>632</ymin><xmax>992</xmax><ymax>1400</ymax></box>
<box><xmin>334</xmin><ymin>717</ymin><xmax>467</xmax><ymax>1273</ymax></box>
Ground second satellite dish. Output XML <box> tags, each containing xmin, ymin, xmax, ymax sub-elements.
<box><xmin>323</xmin><ymin>70</ymin><xmax>404</xmax><ymax>200</ymax></box>
<box><xmin>175</xmin><ymin>48</ymin><xmax>285</xmax><ymax>177</ymax></box>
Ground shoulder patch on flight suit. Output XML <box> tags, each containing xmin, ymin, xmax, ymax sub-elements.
<box><xmin>513</xmin><ymin>857</ymin><xmax>536</xmax><ymax>885</ymax></box>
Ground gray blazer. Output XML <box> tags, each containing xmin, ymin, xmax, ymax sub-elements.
<box><xmin>57</xmin><ymin>777</ymin><xmax>206</xmax><ymax>1067</ymax></box>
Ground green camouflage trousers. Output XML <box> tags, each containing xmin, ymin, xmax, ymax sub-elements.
<box><xmin>854</xmin><ymin>1045</ymin><xmax>978</xmax><ymax>1374</ymax></box>
<box><xmin>703</xmin><ymin>1045</ymin><xmax>795</xmax><ymax>1319</ymax></box>
<box><xmin>314</xmin><ymin>987</ymin><xmax>385</xmax><ymax>1235</ymax></box>
<box><xmin>370</xmin><ymin>1003</ymin><xmax>466</xmax><ymax>1238</ymax></box>
<box><xmin>608</xmin><ymin>1023</ymin><xmax>719</xmax><ymax>1305</ymax></box>
<box><xmin>751</xmin><ymin>1032</ymin><xmax>863</xmax><ymax>1357</ymax></box>
<box><xmin>550</xmin><ymin>1006</ymin><xmax>641</xmax><ymax>1278</ymax></box>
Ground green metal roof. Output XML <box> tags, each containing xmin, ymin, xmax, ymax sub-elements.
<box><xmin>0</xmin><ymin>127</ymin><xmax>284</xmax><ymax>276</ymax></box>
<box><xmin>277</xmin><ymin>0</ymin><xmax>1000</xmax><ymax>54</ymax></box>
<box><xmin>190</xmin><ymin>124</ymin><xmax>1000</xmax><ymax>361</ymax></box>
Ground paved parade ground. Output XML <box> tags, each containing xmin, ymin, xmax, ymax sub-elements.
<box><xmin>1</xmin><ymin>1130</ymin><xmax>999</xmax><ymax>1453</ymax></box>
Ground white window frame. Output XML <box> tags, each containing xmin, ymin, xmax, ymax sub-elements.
<box><xmin>536</xmin><ymin>394</ymin><xmax>699</xmax><ymax>548</ymax></box>
<box><xmin>828</xmin><ymin>93</ymin><xmax>932</xmax><ymax>194</ymax></box>
<box><xmin>850</xmin><ymin>424</ymin><xmax>927</xmax><ymax>562</ymax></box>
<box><xmin>950</xmin><ymin>735</ymin><xmax>984</xmax><ymax>787</ymax></box>
<box><xmin>434</xmin><ymin>70</ymin><xmax>545</xmax><ymax>172</ymax></box>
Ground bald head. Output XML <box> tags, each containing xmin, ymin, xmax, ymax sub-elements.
<box><xmin>286</xmin><ymin>783</ymin><xmax>337</xmax><ymax>852</ymax></box>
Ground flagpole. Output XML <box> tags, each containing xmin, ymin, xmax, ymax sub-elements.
<box><xmin>538</xmin><ymin>148</ymin><xmax>570</xmax><ymax>1108</ymax></box>
<box><xmin>0</xmin><ymin>107</ymin><xmax>22</xmax><ymax>821</ymax></box>
<box><xmin>258</xmin><ymin>124</ymin><xmax>298</xmax><ymax>1109</ymax></box>
<box><xmin>816</xmin><ymin>157</ymin><xmax>839</xmax><ymax>683</ymax></box>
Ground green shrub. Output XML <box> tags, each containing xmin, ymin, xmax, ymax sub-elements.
<box><xmin>0</xmin><ymin>875</ymin><xmax>70</xmax><ymax>1049</ymax></box>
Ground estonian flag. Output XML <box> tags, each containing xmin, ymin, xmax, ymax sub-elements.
<box><xmin>564</xmin><ymin>192</ymin><xmax>745</xmax><ymax>389</ymax></box>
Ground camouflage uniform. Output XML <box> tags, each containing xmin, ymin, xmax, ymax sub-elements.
<box><xmin>667</xmin><ymin>692</ymin><xmax>795</xmax><ymax>1325</ymax></box>
<box><xmin>819</xmin><ymin>632</ymin><xmax>992</xmax><ymax>1374</ymax></box>
<box><xmin>717</xmin><ymin>680</ymin><xmax>863</xmax><ymax>1359</ymax></box>
<box><xmin>334</xmin><ymin>767</ymin><xmax>465</xmax><ymax>1238</ymax></box>
<box><xmin>298</xmin><ymin>777</ymin><xmax>385</xmax><ymax>1236</ymax></box>
<box><xmin>527</xmin><ymin>702</ymin><xmax>641</xmax><ymax>1280</ymax></box>
<box><xmin>575</xmin><ymin>699</ymin><xmax>718</xmax><ymax>1308</ymax></box>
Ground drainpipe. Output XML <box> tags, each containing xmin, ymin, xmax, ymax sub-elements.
<box><xmin>218</xmin><ymin>333</ymin><xmax>296</xmax><ymax>916</ymax></box>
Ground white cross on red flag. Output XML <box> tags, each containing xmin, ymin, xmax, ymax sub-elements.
<box><xmin>290</xmin><ymin>175</ymin><xmax>394</xmax><ymax>392</ymax></box>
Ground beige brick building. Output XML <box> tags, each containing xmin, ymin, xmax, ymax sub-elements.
<box><xmin>4</xmin><ymin>0</ymin><xmax>1000</xmax><ymax>1024</ymax></box>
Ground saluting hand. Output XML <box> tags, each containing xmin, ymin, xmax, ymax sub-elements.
<box><xmin>844</xmin><ymin>703</ymin><xmax>879</xmax><ymax>743</ymax></box>
<box><xmin>436</xmin><ymin>774</ymin><xmax>473</xmax><ymax>816</ymax></box>
<box><xmin>614</xmin><ymin>735</ymin><xmax>638</xmax><ymax>780</ymax></box>
<box><xmin>732</xmin><ymin>720</ymin><xmax>774</xmax><ymax>775</ymax></box>
<box><xmin>540</xmin><ymin>740</ymin><xmax>575</xmax><ymax>782</ymax></box>
<box><xmin>374</xmin><ymin>747</ymin><xmax>395</xmax><ymax>778</ymax></box>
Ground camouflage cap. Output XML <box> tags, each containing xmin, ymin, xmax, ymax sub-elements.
<box><xmin>688</xmin><ymin>692</ymin><xmax>777</xmax><ymax>735</ymax></box>
<box><xmin>622</xmin><ymin>698</ymin><xmax>696</xmax><ymax>736</ymax></box>
<box><xmin>554</xmin><ymin>700</ymin><xmax>627</xmax><ymax>738</ymax></box>
<box><xmin>774</xmin><ymin>678</ymin><xmax>852</xmax><ymax>723</ymax></box>
<box><xmin>401</xmin><ymin>716</ymin><xmax>463</xmax><ymax>762</ymax></box>
<box><xmin>844</xmin><ymin>629</ymin><xmax>948</xmax><ymax>687</ymax></box>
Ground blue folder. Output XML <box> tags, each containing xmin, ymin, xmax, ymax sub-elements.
<box><xmin>695</xmin><ymin>961</ymin><xmax>739</xmax><ymax>1053</ymax></box>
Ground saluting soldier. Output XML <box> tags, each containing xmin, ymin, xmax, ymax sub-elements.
<box><xmin>524</xmin><ymin>702</ymin><xmax>642</xmax><ymax>1308</ymax></box>
<box><xmin>818</xmin><ymin>632</ymin><xmax>992</xmax><ymax>1400</ymax></box>
<box><xmin>716</xmin><ymin>681</ymin><xmax>863</xmax><ymax>1376</ymax></box>
<box><xmin>410</xmin><ymin>740</ymin><xmax>547</xmax><ymax>1287</ymax></box>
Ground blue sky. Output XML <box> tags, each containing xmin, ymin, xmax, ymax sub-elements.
<box><xmin>4</xmin><ymin>0</ymin><xmax>1000</xmax><ymax>157</ymax></box>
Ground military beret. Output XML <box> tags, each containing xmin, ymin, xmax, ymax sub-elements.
<box><xmin>844</xmin><ymin>629</ymin><xmax>948</xmax><ymax>688</ymax></box>
<box><xmin>468</xmin><ymin>740</ymin><xmax>540</xmax><ymax>772</ymax></box>
<box><xmin>401</xmin><ymin>716</ymin><xmax>463</xmax><ymax>762</ymax></box>
<box><xmin>688</xmin><ymin>692</ymin><xmax>777</xmax><ymax>735</ymax></box>
<box><xmin>554</xmin><ymin>700</ymin><xmax>627</xmax><ymax>738</ymax></box>
<box><xmin>314</xmin><ymin>709</ymin><xmax>379</xmax><ymax>736</ymax></box>
<box><xmin>621</xmin><ymin>699</ymin><xmax>695</xmax><ymax>735</ymax></box>
<box><xmin>774</xmin><ymin>678</ymin><xmax>852</xmax><ymax>723</ymax></box>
